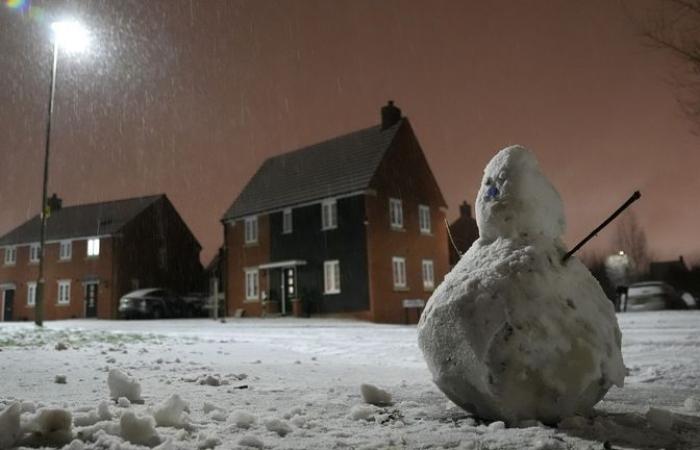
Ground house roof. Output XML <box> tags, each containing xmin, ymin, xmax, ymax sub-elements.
<box><xmin>222</xmin><ymin>119</ymin><xmax>404</xmax><ymax>221</ymax></box>
<box><xmin>0</xmin><ymin>194</ymin><xmax>163</xmax><ymax>246</ymax></box>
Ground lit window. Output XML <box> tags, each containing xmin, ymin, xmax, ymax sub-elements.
<box><xmin>389</xmin><ymin>198</ymin><xmax>403</xmax><ymax>229</ymax></box>
<box><xmin>422</xmin><ymin>259</ymin><xmax>435</xmax><ymax>290</ymax></box>
<box><xmin>419</xmin><ymin>205</ymin><xmax>431</xmax><ymax>234</ymax></box>
<box><xmin>29</xmin><ymin>244</ymin><xmax>40</xmax><ymax>263</ymax></box>
<box><xmin>321</xmin><ymin>199</ymin><xmax>337</xmax><ymax>230</ymax></box>
<box><xmin>3</xmin><ymin>246</ymin><xmax>16</xmax><ymax>265</ymax></box>
<box><xmin>58</xmin><ymin>280</ymin><xmax>71</xmax><ymax>305</ymax></box>
<box><xmin>324</xmin><ymin>260</ymin><xmax>341</xmax><ymax>294</ymax></box>
<box><xmin>245</xmin><ymin>268</ymin><xmax>259</xmax><ymax>300</ymax></box>
<box><xmin>244</xmin><ymin>216</ymin><xmax>258</xmax><ymax>244</ymax></box>
<box><xmin>392</xmin><ymin>257</ymin><xmax>407</xmax><ymax>288</ymax></box>
<box><xmin>282</xmin><ymin>208</ymin><xmax>293</xmax><ymax>234</ymax></box>
<box><xmin>27</xmin><ymin>282</ymin><xmax>36</xmax><ymax>307</ymax></box>
<box><xmin>59</xmin><ymin>240</ymin><xmax>72</xmax><ymax>261</ymax></box>
<box><xmin>87</xmin><ymin>238</ymin><xmax>100</xmax><ymax>257</ymax></box>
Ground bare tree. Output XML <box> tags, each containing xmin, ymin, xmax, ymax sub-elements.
<box><xmin>634</xmin><ymin>0</ymin><xmax>700</xmax><ymax>127</ymax></box>
<box><xmin>612</xmin><ymin>210</ymin><xmax>650</xmax><ymax>279</ymax></box>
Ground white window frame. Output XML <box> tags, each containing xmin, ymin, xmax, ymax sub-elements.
<box><xmin>282</xmin><ymin>208</ymin><xmax>293</xmax><ymax>234</ymax></box>
<box><xmin>57</xmin><ymin>280</ymin><xmax>71</xmax><ymax>305</ymax></box>
<box><xmin>27</xmin><ymin>282</ymin><xmax>36</xmax><ymax>307</ymax></box>
<box><xmin>422</xmin><ymin>259</ymin><xmax>435</xmax><ymax>290</ymax></box>
<box><xmin>59</xmin><ymin>240</ymin><xmax>72</xmax><ymax>261</ymax></box>
<box><xmin>244</xmin><ymin>216</ymin><xmax>259</xmax><ymax>244</ymax></box>
<box><xmin>419</xmin><ymin>205</ymin><xmax>431</xmax><ymax>234</ymax></box>
<box><xmin>389</xmin><ymin>198</ymin><xmax>403</xmax><ymax>229</ymax></box>
<box><xmin>321</xmin><ymin>199</ymin><xmax>338</xmax><ymax>230</ymax></box>
<box><xmin>3</xmin><ymin>246</ymin><xmax>16</xmax><ymax>266</ymax></box>
<box><xmin>87</xmin><ymin>238</ymin><xmax>100</xmax><ymax>257</ymax></box>
<box><xmin>245</xmin><ymin>268</ymin><xmax>259</xmax><ymax>301</ymax></box>
<box><xmin>29</xmin><ymin>244</ymin><xmax>40</xmax><ymax>263</ymax></box>
<box><xmin>324</xmin><ymin>260</ymin><xmax>341</xmax><ymax>294</ymax></box>
<box><xmin>392</xmin><ymin>257</ymin><xmax>407</xmax><ymax>289</ymax></box>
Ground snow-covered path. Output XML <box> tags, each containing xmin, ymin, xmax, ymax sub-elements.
<box><xmin>1</xmin><ymin>312</ymin><xmax>699</xmax><ymax>449</ymax></box>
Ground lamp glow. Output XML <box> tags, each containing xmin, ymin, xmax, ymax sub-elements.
<box><xmin>51</xmin><ymin>20</ymin><xmax>89</xmax><ymax>53</ymax></box>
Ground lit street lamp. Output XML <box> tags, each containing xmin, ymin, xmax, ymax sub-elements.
<box><xmin>35</xmin><ymin>20</ymin><xmax>90</xmax><ymax>326</ymax></box>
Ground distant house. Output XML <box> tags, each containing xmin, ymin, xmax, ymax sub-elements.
<box><xmin>448</xmin><ymin>201</ymin><xmax>479</xmax><ymax>267</ymax></box>
<box><xmin>221</xmin><ymin>102</ymin><xmax>448</xmax><ymax>323</ymax></box>
<box><xmin>0</xmin><ymin>194</ymin><xmax>202</xmax><ymax>321</ymax></box>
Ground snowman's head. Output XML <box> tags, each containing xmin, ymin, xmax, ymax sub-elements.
<box><xmin>475</xmin><ymin>145</ymin><xmax>565</xmax><ymax>241</ymax></box>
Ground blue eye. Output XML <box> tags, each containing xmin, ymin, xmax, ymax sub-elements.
<box><xmin>486</xmin><ymin>185</ymin><xmax>499</xmax><ymax>200</ymax></box>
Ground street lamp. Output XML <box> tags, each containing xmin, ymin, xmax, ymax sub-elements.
<box><xmin>35</xmin><ymin>20</ymin><xmax>90</xmax><ymax>326</ymax></box>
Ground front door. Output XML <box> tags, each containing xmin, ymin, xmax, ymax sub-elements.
<box><xmin>281</xmin><ymin>268</ymin><xmax>296</xmax><ymax>315</ymax></box>
<box><xmin>85</xmin><ymin>283</ymin><xmax>98</xmax><ymax>318</ymax></box>
<box><xmin>3</xmin><ymin>289</ymin><xmax>14</xmax><ymax>321</ymax></box>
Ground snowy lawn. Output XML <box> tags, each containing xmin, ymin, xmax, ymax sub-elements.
<box><xmin>1</xmin><ymin>312</ymin><xmax>699</xmax><ymax>449</ymax></box>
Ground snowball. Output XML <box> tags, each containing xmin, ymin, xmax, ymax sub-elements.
<box><xmin>349</xmin><ymin>404</ymin><xmax>379</xmax><ymax>421</ymax></box>
<box><xmin>117</xmin><ymin>397</ymin><xmax>131</xmax><ymax>408</ymax></box>
<box><xmin>198</xmin><ymin>375</ymin><xmax>221</xmax><ymax>386</ymax></box>
<box><xmin>684</xmin><ymin>396</ymin><xmax>700</xmax><ymax>412</ymax></box>
<box><xmin>418</xmin><ymin>146</ymin><xmax>625</xmax><ymax>425</ymax></box>
<box><xmin>108</xmin><ymin>369</ymin><xmax>143</xmax><ymax>403</ymax></box>
<box><xmin>231</xmin><ymin>411</ymin><xmax>256</xmax><ymax>429</ymax></box>
<box><xmin>153</xmin><ymin>394</ymin><xmax>189</xmax><ymax>428</ymax></box>
<box><xmin>238</xmin><ymin>435</ymin><xmax>264</xmax><ymax>449</ymax></box>
<box><xmin>0</xmin><ymin>402</ymin><xmax>21</xmax><ymax>449</ymax></box>
<box><xmin>487</xmin><ymin>421</ymin><xmax>505</xmax><ymax>431</ymax></box>
<box><xmin>55</xmin><ymin>374</ymin><xmax>67</xmax><ymax>384</ymax></box>
<box><xmin>73</xmin><ymin>401</ymin><xmax>113</xmax><ymax>427</ymax></box>
<box><xmin>120</xmin><ymin>411</ymin><xmax>160</xmax><ymax>446</ymax></box>
<box><xmin>264</xmin><ymin>418</ymin><xmax>291</xmax><ymax>437</ymax></box>
<box><xmin>646</xmin><ymin>407</ymin><xmax>674</xmax><ymax>432</ymax></box>
<box><xmin>197</xmin><ymin>432</ymin><xmax>221</xmax><ymax>449</ymax></box>
<box><xmin>360</xmin><ymin>384</ymin><xmax>392</xmax><ymax>406</ymax></box>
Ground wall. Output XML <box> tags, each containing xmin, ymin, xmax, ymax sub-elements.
<box><xmin>366</xmin><ymin>120</ymin><xmax>450</xmax><ymax>324</ymax></box>
<box><xmin>225</xmin><ymin>214</ymin><xmax>270</xmax><ymax>317</ymax></box>
<box><xmin>268</xmin><ymin>196</ymin><xmax>370</xmax><ymax>315</ymax></box>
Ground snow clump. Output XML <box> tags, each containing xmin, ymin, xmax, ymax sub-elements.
<box><xmin>684</xmin><ymin>396</ymin><xmax>700</xmax><ymax>412</ymax></box>
<box><xmin>0</xmin><ymin>402</ymin><xmax>21</xmax><ymax>449</ymax></box>
<box><xmin>418</xmin><ymin>145</ymin><xmax>625</xmax><ymax>424</ymax></box>
<box><xmin>152</xmin><ymin>394</ymin><xmax>190</xmax><ymax>428</ymax></box>
<box><xmin>231</xmin><ymin>411</ymin><xmax>256</xmax><ymax>429</ymax></box>
<box><xmin>24</xmin><ymin>407</ymin><xmax>73</xmax><ymax>447</ymax></box>
<box><xmin>120</xmin><ymin>410</ymin><xmax>160</xmax><ymax>446</ymax></box>
<box><xmin>108</xmin><ymin>368</ymin><xmax>143</xmax><ymax>403</ymax></box>
<box><xmin>349</xmin><ymin>404</ymin><xmax>380</xmax><ymax>421</ymax></box>
<box><xmin>264</xmin><ymin>418</ymin><xmax>292</xmax><ymax>437</ymax></box>
<box><xmin>238</xmin><ymin>435</ymin><xmax>264</xmax><ymax>449</ymax></box>
<box><xmin>360</xmin><ymin>383</ymin><xmax>392</xmax><ymax>406</ymax></box>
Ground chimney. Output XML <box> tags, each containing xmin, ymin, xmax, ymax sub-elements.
<box><xmin>47</xmin><ymin>193</ymin><xmax>62</xmax><ymax>213</ymax></box>
<box><xmin>381</xmin><ymin>100</ymin><xmax>402</xmax><ymax>130</ymax></box>
<box><xmin>459</xmin><ymin>201</ymin><xmax>471</xmax><ymax>218</ymax></box>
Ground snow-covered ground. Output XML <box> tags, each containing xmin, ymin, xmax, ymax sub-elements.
<box><xmin>1</xmin><ymin>312</ymin><xmax>699</xmax><ymax>449</ymax></box>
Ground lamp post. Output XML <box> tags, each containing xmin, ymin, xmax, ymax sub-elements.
<box><xmin>35</xmin><ymin>20</ymin><xmax>89</xmax><ymax>327</ymax></box>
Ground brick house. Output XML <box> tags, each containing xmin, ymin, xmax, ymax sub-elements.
<box><xmin>221</xmin><ymin>102</ymin><xmax>448</xmax><ymax>324</ymax></box>
<box><xmin>0</xmin><ymin>194</ymin><xmax>202</xmax><ymax>321</ymax></box>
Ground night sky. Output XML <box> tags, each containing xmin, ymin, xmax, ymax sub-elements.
<box><xmin>0</xmin><ymin>0</ymin><xmax>697</xmax><ymax>264</ymax></box>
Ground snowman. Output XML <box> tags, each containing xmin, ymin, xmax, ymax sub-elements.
<box><xmin>418</xmin><ymin>145</ymin><xmax>625</xmax><ymax>425</ymax></box>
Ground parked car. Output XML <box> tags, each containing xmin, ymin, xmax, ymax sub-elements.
<box><xmin>625</xmin><ymin>281</ymin><xmax>688</xmax><ymax>312</ymax></box>
<box><xmin>180</xmin><ymin>292</ymin><xmax>210</xmax><ymax>317</ymax></box>
<box><xmin>118</xmin><ymin>288</ymin><xmax>187</xmax><ymax>319</ymax></box>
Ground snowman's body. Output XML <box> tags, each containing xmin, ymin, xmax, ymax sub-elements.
<box><xmin>418</xmin><ymin>146</ymin><xmax>625</xmax><ymax>424</ymax></box>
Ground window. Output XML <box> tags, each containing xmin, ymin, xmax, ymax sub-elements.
<box><xmin>419</xmin><ymin>205</ymin><xmax>431</xmax><ymax>234</ymax></box>
<box><xmin>321</xmin><ymin>199</ymin><xmax>337</xmax><ymax>230</ymax></box>
<box><xmin>392</xmin><ymin>257</ymin><xmax>407</xmax><ymax>289</ymax></box>
<box><xmin>282</xmin><ymin>208</ymin><xmax>293</xmax><ymax>234</ymax></box>
<box><xmin>87</xmin><ymin>238</ymin><xmax>100</xmax><ymax>257</ymax></box>
<box><xmin>27</xmin><ymin>282</ymin><xmax>36</xmax><ymax>307</ymax></box>
<box><xmin>324</xmin><ymin>260</ymin><xmax>341</xmax><ymax>294</ymax></box>
<box><xmin>59</xmin><ymin>240</ymin><xmax>72</xmax><ymax>261</ymax></box>
<box><xmin>3</xmin><ymin>246</ymin><xmax>16</xmax><ymax>265</ymax></box>
<box><xmin>244</xmin><ymin>216</ymin><xmax>258</xmax><ymax>244</ymax></box>
<box><xmin>58</xmin><ymin>280</ymin><xmax>71</xmax><ymax>305</ymax></box>
<box><xmin>422</xmin><ymin>259</ymin><xmax>435</xmax><ymax>290</ymax></box>
<box><xmin>29</xmin><ymin>244</ymin><xmax>40</xmax><ymax>263</ymax></box>
<box><xmin>245</xmin><ymin>268</ymin><xmax>259</xmax><ymax>300</ymax></box>
<box><xmin>389</xmin><ymin>198</ymin><xmax>403</xmax><ymax>229</ymax></box>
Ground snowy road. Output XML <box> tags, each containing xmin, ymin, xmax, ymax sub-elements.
<box><xmin>1</xmin><ymin>312</ymin><xmax>699</xmax><ymax>449</ymax></box>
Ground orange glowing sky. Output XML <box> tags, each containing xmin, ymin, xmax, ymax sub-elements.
<box><xmin>0</xmin><ymin>0</ymin><xmax>698</xmax><ymax>264</ymax></box>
